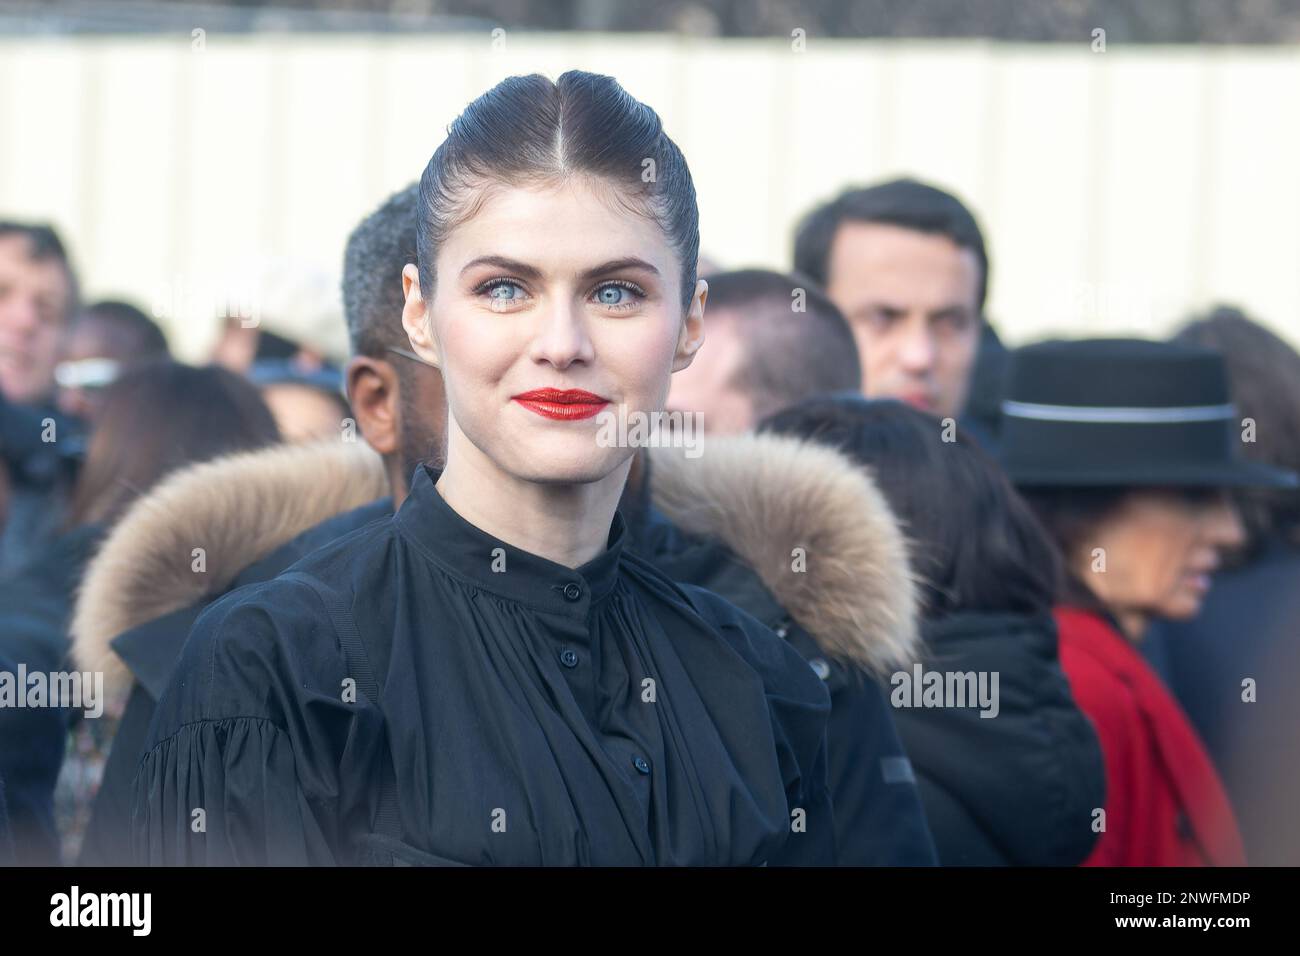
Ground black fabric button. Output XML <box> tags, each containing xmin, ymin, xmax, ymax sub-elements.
<box><xmin>562</xmin><ymin>582</ymin><xmax>582</xmax><ymax>601</ymax></box>
<box><xmin>560</xmin><ymin>648</ymin><xmax>579</xmax><ymax>668</ymax></box>
<box><xmin>632</xmin><ymin>755</ymin><xmax>651</xmax><ymax>775</ymax></box>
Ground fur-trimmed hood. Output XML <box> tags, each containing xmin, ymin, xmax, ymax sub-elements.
<box><xmin>72</xmin><ymin>432</ymin><xmax>916</xmax><ymax>696</ymax></box>
<box><xmin>647</xmin><ymin>434</ymin><xmax>918</xmax><ymax>676</ymax></box>
<box><xmin>70</xmin><ymin>440</ymin><xmax>389</xmax><ymax>697</ymax></box>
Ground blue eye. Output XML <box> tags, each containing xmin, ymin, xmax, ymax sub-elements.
<box><xmin>593</xmin><ymin>282</ymin><xmax>644</xmax><ymax>308</ymax></box>
<box><xmin>487</xmin><ymin>281</ymin><xmax>523</xmax><ymax>301</ymax></box>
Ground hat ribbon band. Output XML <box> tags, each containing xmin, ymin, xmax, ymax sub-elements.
<box><xmin>1001</xmin><ymin>400</ymin><xmax>1236</xmax><ymax>424</ymax></box>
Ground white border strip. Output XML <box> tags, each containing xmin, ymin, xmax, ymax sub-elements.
<box><xmin>1002</xmin><ymin>400</ymin><xmax>1236</xmax><ymax>424</ymax></box>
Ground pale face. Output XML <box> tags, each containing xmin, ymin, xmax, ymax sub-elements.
<box><xmin>0</xmin><ymin>235</ymin><xmax>74</xmax><ymax>404</ymax></box>
<box><xmin>1076</xmin><ymin>489</ymin><xmax>1246</xmax><ymax>626</ymax></box>
<box><xmin>824</xmin><ymin>222</ymin><xmax>981</xmax><ymax>419</ymax></box>
<box><xmin>402</xmin><ymin>177</ymin><xmax>705</xmax><ymax>486</ymax></box>
<box><xmin>261</xmin><ymin>382</ymin><xmax>347</xmax><ymax>444</ymax></box>
<box><xmin>665</xmin><ymin>308</ymin><xmax>753</xmax><ymax>435</ymax></box>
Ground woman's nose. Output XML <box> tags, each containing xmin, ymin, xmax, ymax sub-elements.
<box><xmin>1203</xmin><ymin>493</ymin><xmax>1247</xmax><ymax>551</ymax></box>
<box><xmin>528</xmin><ymin>299</ymin><xmax>594</xmax><ymax>369</ymax></box>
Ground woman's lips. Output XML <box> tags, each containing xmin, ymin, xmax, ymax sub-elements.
<box><xmin>512</xmin><ymin>388</ymin><xmax>610</xmax><ymax>421</ymax></box>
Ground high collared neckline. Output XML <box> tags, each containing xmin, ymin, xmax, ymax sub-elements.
<box><xmin>395</xmin><ymin>463</ymin><xmax>626</xmax><ymax>615</ymax></box>
<box><xmin>615</xmin><ymin>449</ymin><xmax>655</xmax><ymax>548</ymax></box>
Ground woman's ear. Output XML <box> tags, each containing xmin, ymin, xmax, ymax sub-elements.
<box><xmin>671</xmin><ymin>278</ymin><xmax>707</xmax><ymax>373</ymax></box>
<box><xmin>401</xmin><ymin>263</ymin><xmax>441</xmax><ymax>368</ymax></box>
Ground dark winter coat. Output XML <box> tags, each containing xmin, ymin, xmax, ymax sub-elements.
<box><xmin>890</xmin><ymin>611</ymin><xmax>1106</xmax><ymax>866</ymax></box>
<box><xmin>0</xmin><ymin>522</ymin><xmax>105</xmax><ymax>864</ymax></box>
<box><xmin>623</xmin><ymin>435</ymin><xmax>936</xmax><ymax>865</ymax></box>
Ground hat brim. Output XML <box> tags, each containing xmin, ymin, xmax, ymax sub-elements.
<box><xmin>1008</xmin><ymin>458</ymin><xmax>1299</xmax><ymax>490</ymax></box>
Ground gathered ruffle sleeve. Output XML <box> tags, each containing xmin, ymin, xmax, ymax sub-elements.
<box><xmin>132</xmin><ymin>715</ymin><xmax>330</xmax><ymax>865</ymax></box>
<box><xmin>130</xmin><ymin>577</ymin><xmax>385</xmax><ymax>866</ymax></box>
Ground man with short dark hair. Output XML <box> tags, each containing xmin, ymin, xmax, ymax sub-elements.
<box><xmin>0</xmin><ymin>222</ymin><xmax>82</xmax><ymax>570</ymax></box>
<box><xmin>666</xmin><ymin>268</ymin><xmax>860</xmax><ymax>434</ymax></box>
<box><xmin>793</xmin><ymin>178</ymin><xmax>987</xmax><ymax>419</ymax></box>
<box><xmin>0</xmin><ymin>222</ymin><xmax>79</xmax><ymax>406</ymax></box>
<box><xmin>341</xmin><ymin>184</ymin><xmax>447</xmax><ymax>490</ymax></box>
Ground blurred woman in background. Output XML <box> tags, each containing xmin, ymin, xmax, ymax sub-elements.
<box><xmin>1002</xmin><ymin>338</ymin><xmax>1297</xmax><ymax>866</ymax></box>
<box><xmin>0</xmin><ymin>360</ymin><xmax>280</xmax><ymax>864</ymax></box>
<box><xmin>759</xmin><ymin>395</ymin><xmax>1106</xmax><ymax>866</ymax></box>
<box><xmin>1148</xmin><ymin>310</ymin><xmax>1300</xmax><ymax>864</ymax></box>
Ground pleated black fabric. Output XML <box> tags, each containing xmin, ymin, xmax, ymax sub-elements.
<box><xmin>132</xmin><ymin>464</ymin><xmax>834</xmax><ymax>866</ymax></box>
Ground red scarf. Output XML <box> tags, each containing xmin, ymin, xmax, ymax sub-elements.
<box><xmin>1054</xmin><ymin>607</ymin><xmax>1246</xmax><ymax>866</ymax></box>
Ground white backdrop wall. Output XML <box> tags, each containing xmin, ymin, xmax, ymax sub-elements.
<box><xmin>2</xmin><ymin>33</ymin><xmax>1298</xmax><ymax>360</ymax></box>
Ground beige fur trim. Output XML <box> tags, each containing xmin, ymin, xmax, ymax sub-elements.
<box><xmin>70</xmin><ymin>440</ymin><xmax>388</xmax><ymax>698</ymax></box>
<box><xmin>648</xmin><ymin>433</ymin><xmax>919</xmax><ymax>675</ymax></box>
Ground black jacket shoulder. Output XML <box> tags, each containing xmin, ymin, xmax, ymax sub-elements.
<box><xmin>890</xmin><ymin>611</ymin><xmax>1105</xmax><ymax>866</ymax></box>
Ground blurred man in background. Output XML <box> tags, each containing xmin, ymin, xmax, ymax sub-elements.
<box><xmin>55</xmin><ymin>300</ymin><xmax>170</xmax><ymax>424</ymax></box>
<box><xmin>792</xmin><ymin>178</ymin><xmax>987</xmax><ymax>420</ymax></box>
<box><xmin>0</xmin><ymin>222</ymin><xmax>82</xmax><ymax>571</ymax></box>
<box><xmin>666</xmin><ymin>268</ymin><xmax>860</xmax><ymax>435</ymax></box>
<box><xmin>0</xmin><ymin>222</ymin><xmax>78</xmax><ymax>407</ymax></box>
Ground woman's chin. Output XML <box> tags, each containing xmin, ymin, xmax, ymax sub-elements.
<box><xmin>500</xmin><ymin>441</ymin><xmax>631</xmax><ymax>486</ymax></box>
<box><xmin>1158</xmin><ymin>592</ymin><xmax>1206</xmax><ymax>622</ymax></box>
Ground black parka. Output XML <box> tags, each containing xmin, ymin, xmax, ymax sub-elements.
<box><xmin>891</xmin><ymin>611</ymin><xmax>1106</xmax><ymax>866</ymax></box>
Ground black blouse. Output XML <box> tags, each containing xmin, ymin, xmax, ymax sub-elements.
<box><xmin>132</xmin><ymin>464</ymin><xmax>835</xmax><ymax>865</ymax></box>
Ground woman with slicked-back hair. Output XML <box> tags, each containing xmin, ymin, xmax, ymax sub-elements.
<box><xmin>132</xmin><ymin>72</ymin><xmax>836</xmax><ymax>866</ymax></box>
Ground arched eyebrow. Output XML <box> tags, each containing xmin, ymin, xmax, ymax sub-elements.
<box><xmin>458</xmin><ymin>255</ymin><xmax>661</xmax><ymax>281</ymax></box>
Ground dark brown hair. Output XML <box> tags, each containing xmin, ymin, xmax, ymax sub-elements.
<box><xmin>1017</xmin><ymin>486</ymin><xmax>1127</xmax><ymax>615</ymax></box>
<box><xmin>1173</xmin><ymin>306</ymin><xmax>1300</xmax><ymax>550</ymax></box>
<box><xmin>415</xmin><ymin>71</ymin><xmax>699</xmax><ymax>313</ymax></box>
<box><xmin>791</xmin><ymin>177</ymin><xmax>989</xmax><ymax>313</ymax></box>
<box><xmin>759</xmin><ymin>396</ymin><xmax>1060</xmax><ymax>619</ymax></box>
<box><xmin>66</xmin><ymin>361</ymin><xmax>281</xmax><ymax>528</ymax></box>
<box><xmin>0</xmin><ymin>220</ymin><xmax>80</xmax><ymax>319</ymax></box>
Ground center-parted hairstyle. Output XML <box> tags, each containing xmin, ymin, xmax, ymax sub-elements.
<box><xmin>415</xmin><ymin>71</ymin><xmax>700</xmax><ymax>314</ymax></box>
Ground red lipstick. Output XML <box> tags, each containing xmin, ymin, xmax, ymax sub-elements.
<box><xmin>512</xmin><ymin>388</ymin><xmax>610</xmax><ymax>421</ymax></box>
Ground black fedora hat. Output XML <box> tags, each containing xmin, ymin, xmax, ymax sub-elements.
<box><xmin>998</xmin><ymin>338</ymin><xmax>1299</xmax><ymax>489</ymax></box>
